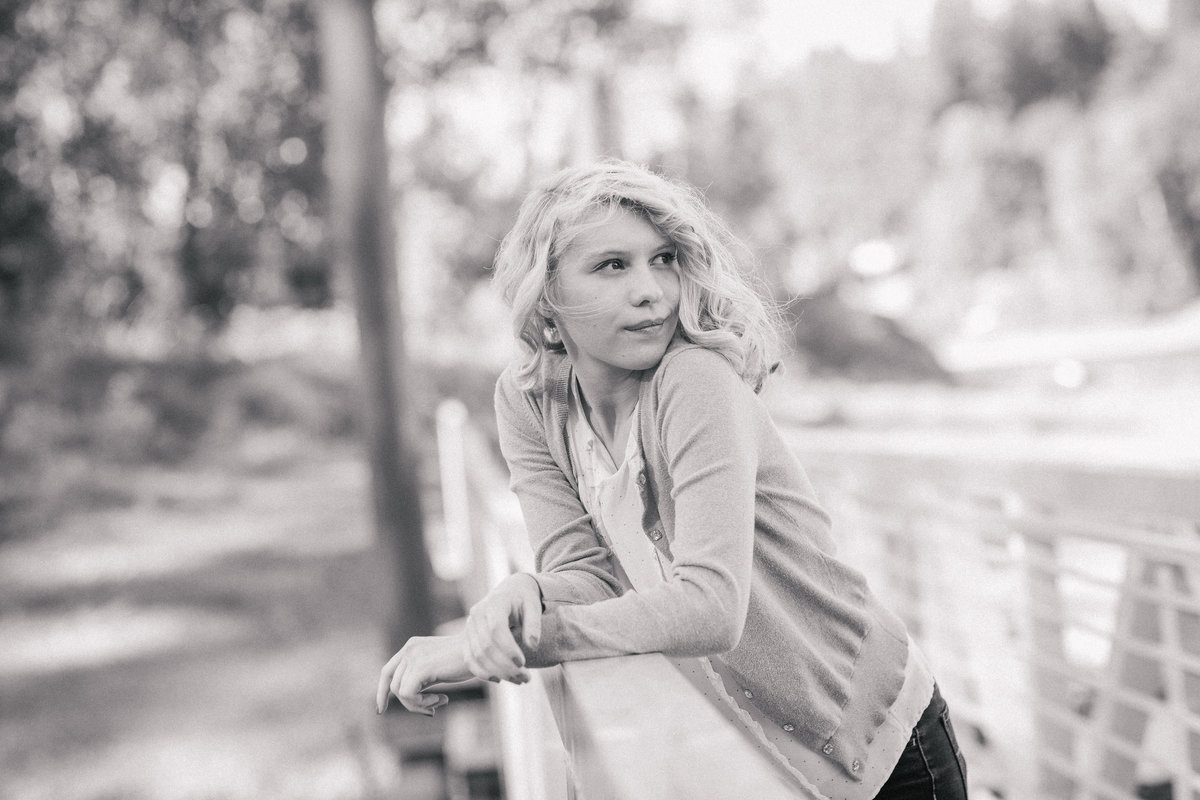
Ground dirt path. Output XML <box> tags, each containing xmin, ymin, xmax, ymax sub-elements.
<box><xmin>0</xmin><ymin>442</ymin><xmax>414</xmax><ymax>800</ymax></box>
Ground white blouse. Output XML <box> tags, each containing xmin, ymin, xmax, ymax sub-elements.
<box><xmin>565</xmin><ymin>378</ymin><xmax>933</xmax><ymax>800</ymax></box>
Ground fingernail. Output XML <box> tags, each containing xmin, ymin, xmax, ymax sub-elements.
<box><xmin>512</xmin><ymin>656</ymin><xmax>524</xmax><ymax>667</ymax></box>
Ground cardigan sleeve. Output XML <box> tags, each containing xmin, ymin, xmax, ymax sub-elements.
<box><xmin>494</xmin><ymin>366</ymin><xmax>623</xmax><ymax>607</ymax></box>
<box><xmin>521</xmin><ymin>348</ymin><xmax>760</xmax><ymax>666</ymax></box>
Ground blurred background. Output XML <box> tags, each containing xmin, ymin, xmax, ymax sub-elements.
<box><xmin>2</xmin><ymin>0</ymin><xmax>1199</xmax><ymax>798</ymax></box>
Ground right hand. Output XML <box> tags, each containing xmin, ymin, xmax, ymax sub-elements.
<box><xmin>463</xmin><ymin>573</ymin><xmax>543</xmax><ymax>684</ymax></box>
<box><xmin>376</xmin><ymin>633</ymin><xmax>472</xmax><ymax>716</ymax></box>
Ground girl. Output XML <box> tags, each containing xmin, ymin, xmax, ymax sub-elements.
<box><xmin>377</xmin><ymin>160</ymin><xmax>968</xmax><ymax>799</ymax></box>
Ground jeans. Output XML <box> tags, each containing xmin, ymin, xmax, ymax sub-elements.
<box><xmin>874</xmin><ymin>684</ymin><xmax>969</xmax><ymax>800</ymax></box>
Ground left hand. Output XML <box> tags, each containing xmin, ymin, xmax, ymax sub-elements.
<box><xmin>376</xmin><ymin>634</ymin><xmax>473</xmax><ymax>716</ymax></box>
<box><xmin>463</xmin><ymin>573</ymin><xmax>542</xmax><ymax>684</ymax></box>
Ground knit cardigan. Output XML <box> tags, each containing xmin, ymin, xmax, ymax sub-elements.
<box><xmin>493</xmin><ymin>340</ymin><xmax>910</xmax><ymax>782</ymax></box>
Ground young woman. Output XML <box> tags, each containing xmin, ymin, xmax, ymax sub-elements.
<box><xmin>377</xmin><ymin>160</ymin><xmax>968</xmax><ymax>799</ymax></box>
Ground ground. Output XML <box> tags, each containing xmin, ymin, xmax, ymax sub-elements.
<box><xmin>0</xmin><ymin>429</ymin><xmax>432</xmax><ymax>800</ymax></box>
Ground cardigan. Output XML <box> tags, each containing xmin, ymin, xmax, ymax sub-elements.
<box><xmin>564</xmin><ymin>372</ymin><xmax>933</xmax><ymax>799</ymax></box>
<box><xmin>493</xmin><ymin>339</ymin><xmax>911</xmax><ymax>782</ymax></box>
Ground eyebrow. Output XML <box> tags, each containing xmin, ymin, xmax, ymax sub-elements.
<box><xmin>579</xmin><ymin>241</ymin><xmax>676</xmax><ymax>261</ymax></box>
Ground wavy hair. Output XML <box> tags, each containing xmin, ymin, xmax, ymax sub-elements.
<box><xmin>492</xmin><ymin>159</ymin><xmax>781</xmax><ymax>392</ymax></box>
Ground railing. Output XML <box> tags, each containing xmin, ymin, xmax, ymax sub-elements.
<box><xmin>434</xmin><ymin>398</ymin><xmax>1200</xmax><ymax>800</ymax></box>
<box><xmin>433</xmin><ymin>400</ymin><xmax>812</xmax><ymax>800</ymax></box>
<box><xmin>433</xmin><ymin>400</ymin><xmax>566</xmax><ymax>800</ymax></box>
<box><xmin>778</xmin><ymin>426</ymin><xmax>1200</xmax><ymax>800</ymax></box>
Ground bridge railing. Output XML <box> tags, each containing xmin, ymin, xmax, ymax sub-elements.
<box><xmin>434</xmin><ymin>398</ymin><xmax>1200</xmax><ymax>800</ymax></box>
<box><xmin>778</xmin><ymin>426</ymin><xmax>1200</xmax><ymax>800</ymax></box>
<box><xmin>433</xmin><ymin>400</ymin><xmax>813</xmax><ymax>800</ymax></box>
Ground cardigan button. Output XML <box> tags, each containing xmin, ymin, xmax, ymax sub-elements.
<box><xmin>822</xmin><ymin>744</ymin><xmax>834</xmax><ymax>755</ymax></box>
<box><xmin>782</xmin><ymin>724</ymin><xmax>794</xmax><ymax>733</ymax></box>
<box><xmin>636</xmin><ymin>473</ymin><xmax>646</xmax><ymax>487</ymax></box>
<box><xmin>648</xmin><ymin>527</ymin><xmax>663</xmax><ymax>541</ymax></box>
<box><xmin>851</xmin><ymin>759</ymin><xmax>861</xmax><ymax>772</ymax></box>
<box><xmin>742</xmin><ymin>689</ymin><xmax>754</xmax><ymax>699</ymax></box>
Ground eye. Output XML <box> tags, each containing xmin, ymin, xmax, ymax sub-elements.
<box><xmin>593</xmin><ymin>259</ymin><xmax>625</xmax><ymax>272</ymax></box>
<box><xmin>652</xmin><ymin>250</ymin><xmax>677</xmax><ymax>266</ymax></box>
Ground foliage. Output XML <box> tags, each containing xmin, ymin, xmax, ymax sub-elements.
<box><xmin>4</xmin><ymin>0</ymin><xmax>1200</xmax><ymax>368</ymax></box>
<box><xmin>928</xmin><ymin>0</ymin><xmax>1114</xmax><ymax>114</ymax></box>
<box><xmin>748</xmin><ymin>0</ymin><xmax>1199</xmax><ymax>335</ymax></box>
<box><xmin>0</xmin><ymin>2</ymin><xmax>62</xmax><ymax>361</ymax></box>
<box><xmin>911</xmin><ymin>3</ymin><xmax>1199</xmax><ymax>330</ymax></box>
<box><xmin>2</xmin><ymin>0</ymin><xmax>327</xmax><ymax>360</ymax></box>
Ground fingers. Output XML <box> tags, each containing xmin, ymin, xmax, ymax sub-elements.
<box><xmin>387</xmin><ymin>657</ymin><xmax>452</xmax><ymax>717</ymax></box>
<box><xmin>376</xmin><ymin>649</ymin><xmax>405</xmax><ymax>713</ymax></box>
<box><xmin>464</xmin><ymin>609</ymin><xmax>530</xmax><ymax>684</ymax></box>
<box><xmin>419</xmin><ymin>693</ymin><xmax>450</xmax><ymax>714</ymax></box>
<box><xmin>378</xmin><ymin>640</ymin><xmax>458</xmax><ymax>716</ymax></box>
<box><xmin>462</xmin><ymin>576</ymin><xmax>544</xmax><ymax>683</ymax></box>
<box><xmin>378</xmin><ymin>633</ymin><xmax>527</xmax><ymax>717</ymax></box>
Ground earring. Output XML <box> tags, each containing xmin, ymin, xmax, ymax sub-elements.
<box><xmin>542</xmin><ymin>317</ymin><xmax>561</xmax><ymax>347</ymax></box>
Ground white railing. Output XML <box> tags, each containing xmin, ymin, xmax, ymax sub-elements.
<box><xmin>780</xmin><ymin>427</ymin><xmax>1200</xmax><ymax>800</ymax></box>
<box><xmin>433</xmin><ymin>400</ymin><xmax>567</xmax><ymax>800</ymax></box>
<box><xmin>433</xmin><ymin>400</ymin><xmax>813</xmax><ymax>800</ymax></box>
<box><xmin>434</xmin><ymin>398</ymin><xmax>1200</xmax><ymax>799</ymax></box>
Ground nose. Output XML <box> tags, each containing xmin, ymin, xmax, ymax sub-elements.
<box><xmin>628</xmin><ymin>262</ymin><xmax>665</xmax><ymax>306</ymax></box>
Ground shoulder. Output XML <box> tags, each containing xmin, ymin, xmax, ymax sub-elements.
<box><xmin>494</xmin><ymin>361</ymin><xmax>529</xmax><ymax>403</ymax></box>
<box><xmin>645</xmin><ymin>342</ymin><xmax>757</xmax><ymax>432</ymax></box>
<box><xmin>653</xmin><ymin>341</ymin><xmax>747</xmax><ymax>397</ymax></box>
<box><xmin>494</xmin><ymin>352</ymin><xmax>568</xmax><ymax>427</ymax></box>
<box><xmin>643</xmin><ymin>342</ymin><xmax>762</xmax><ymax>463</ymax></box>
<box><xmin>494</xmin><ymin>361</ymin><xmax>539</xmax><ymax>427</ymax></box>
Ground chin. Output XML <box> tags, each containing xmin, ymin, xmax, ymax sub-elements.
<box><xmin>626</xmin><ymin>344</ymin><xmax>672</xmax><ymax>372</ymax></box>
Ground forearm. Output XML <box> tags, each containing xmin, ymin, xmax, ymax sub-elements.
<box><xmin>524</xmin><ymin>569</ymin><xmax>744</xmax><ymax>667</ymax></box>
<box><xmin>531</xmin><ymin>562</ymin><xmax>622</xmax><ymax>606</ymax></box>
<box><xmin>523</xmin><ymin>353</ymin><xmax>762</xmax><ymax>667</ymax></box>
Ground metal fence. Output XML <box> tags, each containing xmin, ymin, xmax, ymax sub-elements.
<box><xmin>784</xmin><ymin>430</ymin><xmax>1200</xmax><ymax>800</ymax></box>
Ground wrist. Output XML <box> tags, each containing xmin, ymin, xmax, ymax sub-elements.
<box><xmin>511</xmin><ymin>572</ymin><xmax>545</xmax><ymax>611</ymax></box>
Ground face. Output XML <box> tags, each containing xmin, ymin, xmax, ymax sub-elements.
<box><xmin>550</xmin><ymin>206</ymin><xmax>681</xmax><ymax>390</ymax></box>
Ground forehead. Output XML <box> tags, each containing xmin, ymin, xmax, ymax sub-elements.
<box><xmin>561</xmin><ymin>205</ymin><xmax>671</xmax><ymax>259</ymax></box>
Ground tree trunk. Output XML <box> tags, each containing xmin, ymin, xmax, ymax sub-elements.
<box><xmin>316</xmin><ymin>0</ymin><xmax>433</xmax><ymax>648</ymax></box>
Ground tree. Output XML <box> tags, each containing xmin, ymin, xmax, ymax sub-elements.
<box><xmin>371</xmin><ymin>0</ymin><xmax>684</xmax><ymax>293</ymax></box>
<box><xmin>4</xmin><ymin>0</ymin><xmax>329</xmax><ymax>351</ymax></box>
<box><xmin>0</xmin><ymin>3</ymin><xmax>60</xmax><ymax>362</ymax></box>
<box><xmin>318</xmin><ymin>0</ymin><xmax>433</xmax><ymax>647</ymax></box>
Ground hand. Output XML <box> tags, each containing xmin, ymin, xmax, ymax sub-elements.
<box><xmin>377</xmin><ymin>634</ymin><xmax>472</xmax><ymax>716</ymax></box>
<box><xmin>463</xmin><ymin>573</ymin><xmax>543</xmax><ymax>684</ymax></box>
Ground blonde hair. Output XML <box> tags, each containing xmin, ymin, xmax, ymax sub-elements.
<box><xmin>492</xmin><ymin>159</ymin><xmax>781</xmax><ymax>392</ymax></box>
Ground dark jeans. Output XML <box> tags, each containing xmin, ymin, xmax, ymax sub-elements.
<box><xmin>874</xmin><ymin>684</ymin><xmax>969</xmax><ymax>800</ymax></box>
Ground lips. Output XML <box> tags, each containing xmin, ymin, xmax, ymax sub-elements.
<box><xmin>626</xmin><ymin>318</ymin><xmax>666</xmax><ymax>332</ymax></box>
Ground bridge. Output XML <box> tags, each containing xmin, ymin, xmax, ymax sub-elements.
<box><xmin>411</xmin><ymin>392</ymin><xmax>1200</xmax><ymax>800</ymax></box>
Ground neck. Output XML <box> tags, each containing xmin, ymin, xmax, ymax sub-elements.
<box><xmin>573</xmin><ymin>368</ymin><xmax>641</xmax><ymax>443</ymax></box>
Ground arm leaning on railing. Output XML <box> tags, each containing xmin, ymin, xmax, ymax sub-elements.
<box><xmin>434</xmin><ymin>400</ymin><xmax>814</xmax><ymax>800</ymax></box>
